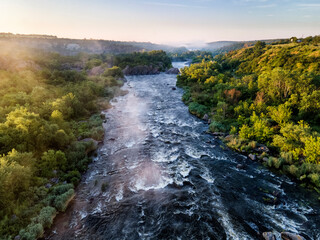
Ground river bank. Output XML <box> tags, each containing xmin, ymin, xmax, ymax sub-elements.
<box><xmin>43</xmin><ymin>62</ymin><xmax>320</xmax><ymax>240</ymax></box>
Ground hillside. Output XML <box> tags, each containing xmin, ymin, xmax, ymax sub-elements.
<box><xmin>202</xmin><ymin>38</ymin><xmax>289</xmax><ymax>55</ymax></box>
<box><xmin>177</xmin><ymin>36</ymin><xmax>320</xmax><ymax>195</ymax></box>
<box><xmin>204</xmin><ymin>41</ymin><xmax>237</xmax><ymax>51</ymax></box>
<box><xmin>0</xmin><ymin>33</ymin><xmax>187</xmax><ymax>56</ymax></box>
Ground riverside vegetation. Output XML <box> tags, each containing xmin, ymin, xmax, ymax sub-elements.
<box><xmin>114</xmin><ymin>50</ymin><xmax>172</xmax><ymax>75</ymax></box>
<box><xmin>177</xmin><ymin>36</ymin><xmax>320</xmax><ymax>199</ymax></box>
<box><xmin>0</xmin><ymin>47</ymin><xmax>171</xmax><ymax>239</ymax></box>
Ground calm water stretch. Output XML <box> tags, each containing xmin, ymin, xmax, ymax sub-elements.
<box><xmin>47</xmin><ymin>62</ymin><xmax>320</xmax><ymax>240</ymax></box>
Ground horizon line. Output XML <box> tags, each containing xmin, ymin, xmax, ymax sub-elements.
<box><xmin>1</xmin><ymin>31</ymin><xmax>318</xmax><ymax>46</ymax></box>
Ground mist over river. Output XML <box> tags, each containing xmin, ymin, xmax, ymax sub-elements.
<box><xmin>46</xmin><ymin>62</ymin><xmax>320</xmax><ymax>240</ymax></box>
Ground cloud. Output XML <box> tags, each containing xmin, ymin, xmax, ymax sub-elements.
<box><xmin>252</xmin><ymin>3</ymin><xmax>277</xmax><ymax>8</ymax></box>
<box><xmin>144</xmin><ymin>1</ymin><xmax>205</xmax><ymax>8</ymax></box>
<box><xmin>297</xmin><ymin>3</ymin><xmax>320</xmax><ymax>8</ymax></box>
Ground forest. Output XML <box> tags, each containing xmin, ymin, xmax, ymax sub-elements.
<box><xmin>169</xmin><ymin>51</ymin><xmax>214</xmax><ymax>63</ymax></box>
<box><xmin>177</xmin><ymin>36</ymin><xmax>320</xmax><ymax>197</ymax></box>
<box><xmin>113</xmin><ymin>50</ymin><xmax>172</xmax><ymax>71</ymax></box>
<box><xmin>0</xmin><ymin>47</ymin><xmax>171</xmax><ymax>239</ymax></box>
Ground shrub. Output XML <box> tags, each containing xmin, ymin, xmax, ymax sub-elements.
<box><xmin>304</xmin><ymin>136</ymin><xmax>320</xmax><ymax>164</ymax></box>
<box><xmin>50</xmin><ymin>184</ymin><xmax>74</xmax><ymax>196</ymax></box>
<box><xmin>239</xmin><ymin>124</ymin><xmax>253</xmax><ymax>139</ymax></box>
<box><xmin>35</xmin><ymin>206</ymin><xmax>56</xmax><ymax>228</ymax></box>
<box><xmin>89</xmin><ymin>126</ymin><xmax>104</xmax><ymax>141</ymax></box>
<box><xmin>226</xmin><ymin>136</ymin><xmax>244</xmax><ymax>150</ymax></box>
<box><xmin>280</xmin><ymin>151</ymin><xmax>294</xmax><ymax>165</ymax></box>
<box><xmin>19</xmin><ymin>223</ymin><xmax>43</xmax><ymax>240</ymax></box>
<box><xmin>209</xmin><ymin>121</ymin><xmax>226</xmax><ymax>132</ymax></box>
<box><xmin>230</xmin><ymin>126</ymin><xmax>238</xmax><ymax>135</ymax></box>
<box><xmin>248</xmin><ymin>141</ymin><xmax>257</xmax><ymax>150</ymax></box>
<box><xmin>251</xmin><ymin>115</ymin><xmax>273</xmax><ymax>142</ymax></box>
<box><xmin>288</xmin><ymin>165</ymin><xmax>299</xmax><ymax>178</ymax></box>
<box><xmin>272</xmin><ymin>157</ymin><xmax>283</xmax><ymax>169</ymax></box>
<box><xmin>308</xmin><ymin>173</ymin><xmax>320</xmax><ymax>188</ymax></box>
<box><xmin>38</xmin><ymin>150</ymin><xmax>67</xmax><ymax>177</ymax></box>
<box><xmin>188</xmin><ymin>102</ymin><xmax>208</xmax><ymax>118</ymax></box>
<box><xmin>103</xmin><ymin>66</ymin><xmax>124</xmax><ymax>78</ymax></box>
<box><xmin>182</xmin><ymin>89</ymin><xmax>191</xmax><ymax>103</ymax></box>
<box><xmin>268</xmin><ymin>104</ymin><xmax>292</xmax><ymax>125</ymax></box>
<box><xmin>53</xmin><ymin>189</ymin><xmax>74</xmax><ymax>211</ymax></box>
<box><xmin>101</xmin><ymin>182</ymin><xmax>108</xmax><ymax>192</ymax></box>
<box><xmin>62</xmin><ymin>170</ymin><xmax>81</xmax><ymax>185</ymax></box>
<box><xmin>299</xmin><ymin>163</ymin><xmax>314</xmax><ymax>176</ymax></box>
<box><xmin>65</xmin><ymin>142</ymin><xmax>88</xmax><ymax>171</ymax></box>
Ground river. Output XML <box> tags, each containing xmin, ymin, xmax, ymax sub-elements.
<box><xmin>46</xmin><ymin>62</ymin><xmax>320</xmax><ymax>240</ymax></box>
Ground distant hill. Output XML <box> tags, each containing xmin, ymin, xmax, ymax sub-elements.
<box><xmin>204</xmin><ymin>41</ymin><xmax>237</xmax><ymax>50</ymax></box>
<box><xmin>202</xmin><ymin>39</ymin><xmax>289</xmax><ymax>55</ymax></box>
<box><xmin>0</xmin><ymin>33</ymin><xmax>187</xmax><ymax>55</ymax></box>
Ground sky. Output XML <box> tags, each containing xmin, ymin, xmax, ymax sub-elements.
<box><xmin>0</xmin><ymin>0</ymin><xmax>319</xmax><ymax>45</ymax></box>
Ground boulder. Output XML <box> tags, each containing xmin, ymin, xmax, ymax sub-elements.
<box><xmin>211</xmin><ymin>132</ymin><xmax>227</xmax><ymax>137</ymax></box>
<box><xmin>50</xmin><ymin>178</ymin><xmax>59</xmax><ymax>184</ymax></box>
<box><xmin>202</xmin><ymin>114</ymin><xmax>209</xmax><ymax>121</ymax></box>
<box><xmin>166</xmin><ymin>67</ymin><xmax>180</xmax><ymax>74</ymax></box>
<box><xmin>254</xmin><ymin>144</ymin><xmax>270</xmax><ymax>153</ymax></box>
<box><xmin>262</xmin><ymin>232</ymin><xmax>276</xmax><ymax>240</ymax></box>
<box><xmin>172</xmin><ymin>87</ymin><xmax>177</xmax><ymax>90</ymax></box>
<box><xmin>281</xmin><ymin>232</ymin><xmax>305</xmax><ymax>240</ymax></box>
<box><xmin>249</xmin><ymin>154</ymin><xmax>257</xmax><ymax>161</ymax></box>
<box><xmin>208</xmin><ymin>119</ymin><xmax>212</xmax><ymax>124</ymax></box>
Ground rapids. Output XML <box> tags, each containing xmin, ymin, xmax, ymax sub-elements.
<box><xmin>46</xmin><ymin>62</ymin><xmax>320</xmax><ymax>240</ymax></box>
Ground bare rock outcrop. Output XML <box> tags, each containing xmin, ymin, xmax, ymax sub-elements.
<box><xmin>281</xmin><ymin>232</ymin><xmax>305</xmax><ymax>240</ymax></box>
<box><xmin>166</xmin><ymin>67</ymin><xmax>180</xmax><ymax>74</ymax></box>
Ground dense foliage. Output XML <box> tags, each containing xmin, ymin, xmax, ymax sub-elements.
<box><xmin>0</xmin><ymin>48</ymin><xmax>126</xmax><ymax>239</ymax></box>
<box><xmin>169</xmin><ymin>51</ymin><xmax>214</xmax><ymax>63</ymax></box>
<box><xmin>177</xmin><ymin>36</ymin><xmax>320</xmax><ymax>194</ymax></box>
<box><xmin>113</xmin><ymin>50</ymin><xmax>172</xmax><ymax>71</ymax></box>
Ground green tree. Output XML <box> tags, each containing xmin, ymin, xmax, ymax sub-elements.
<box><xmin>304</xmin><ymin>136</ymin><xmax>320</xmax><ymax>164</ymax></box>
<box><xmin>239</xmin><ymin>112</ymin><xmax>273</xmax><ymax>142</ymax></box>
<box><xmin>272</xmin><ymin>121</ymin><xmax>312</xmax><ymax>160</ymax></box>
<box><xmin>38</xmin><ymin>150</ymin><xmax>67</xmax><ymax>177</ymax></box>
<box><xmin>0</xmin><ymin>152</ymin><xmax>32</xmax><ymax>216</ymax></box>
<box><xmin>258</xmin><ymin>68</ymin><xmax>295</xmax><ymax>103</ymax></box>
<box><xmin>268</xmin><ymin>104</ymin><xmax>292</xmax><ymax>125</ymax></box>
